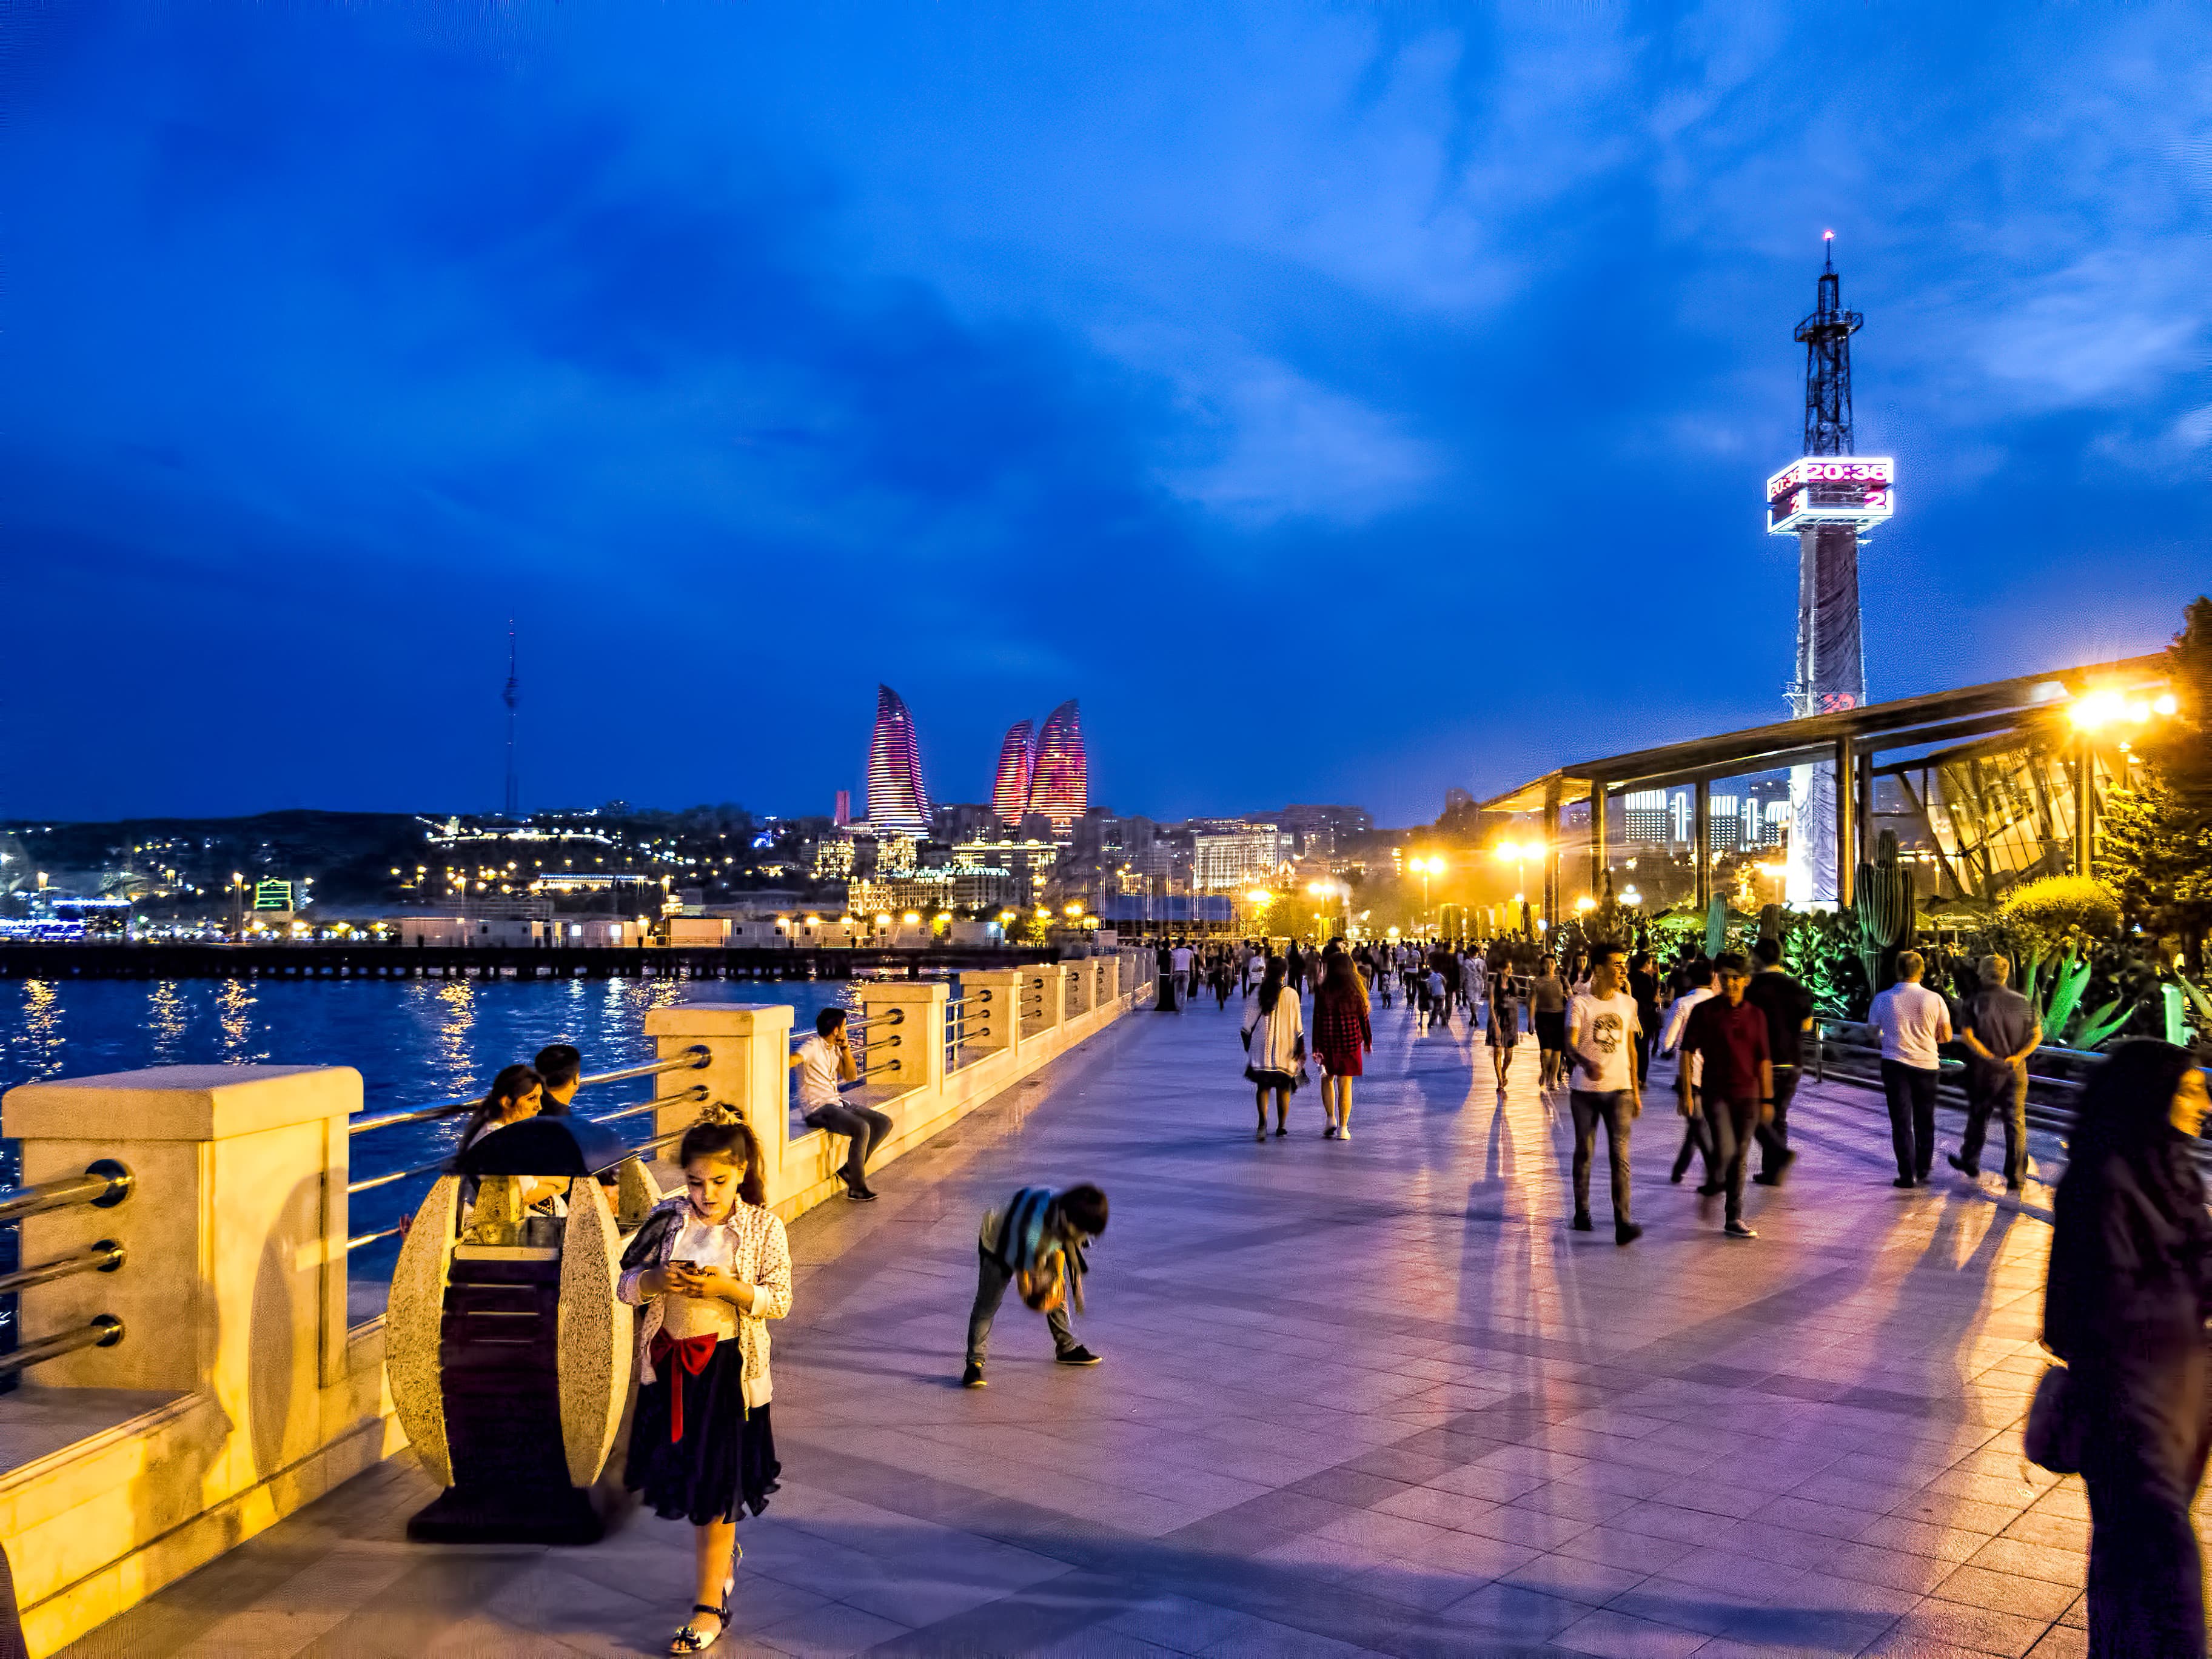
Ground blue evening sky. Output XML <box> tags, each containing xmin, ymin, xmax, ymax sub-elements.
<box><xmin>5</xmin><ymin>4</ymin><xmax>2207</xmax><ymax>826</ymax></box>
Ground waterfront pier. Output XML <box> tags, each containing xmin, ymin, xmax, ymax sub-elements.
<box><xmin>14</xmin><ymin>985</ymin><xmax>2130</xmax><ymax>1657</ymax></box>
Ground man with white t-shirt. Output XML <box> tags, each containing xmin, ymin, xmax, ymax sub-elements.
<box><xmin>1660</xmin><ymin>959</ymin><xmax>1716</xmax><ymax>1184</ymax></box>
<box><xmin>1867</xmin><ymin>950</ymin><xmax>1953</xmax><ymax>1188</ymax></box>
<box><xmin>788</xmin><ymin>1007</ymin><xmax>887</xmax><ymax>1201</ymax></box>
<box><xmin>1566</xmin><ymin>943</ymin><xmax>1644</xmax><ymax>1246</ymax></box>
<box><xmin>1169</xmin><ymin>940</ymin><xmax>1194</xmax><ymax>1013</ymax></box>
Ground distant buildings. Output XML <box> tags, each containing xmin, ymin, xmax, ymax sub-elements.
<box><xmin>1027</xmin><ymin>701</ymin><xmax>1088</xmax><ymax>834</ymax></box>
<box><xmin>1193</xmin><ymin>824</ymin><xmax>1279</xmax><ymax>890</ymax></box>
<box><xmin>865</xmin><ymin>685</ymin><xmax>931</xmax><ymax>834</ymax></box>
<box><xmin>992</xmin><ymin>722</ymin><xmax>1037</xmax><ymax>826</ymax></box>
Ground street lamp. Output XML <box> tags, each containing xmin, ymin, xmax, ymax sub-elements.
<box><xmin>1495</xmin><ymin>841</ymin><xmax>1544</xmax><ymax>936</ymax></box>
<box><xmin>2067</xmin><ymin>686</ymin><xmax>2178</xmax><ymax>875</ymax></box>
<box><xmin>1408</xmin><ymin>857</ymin><xmax>1445</xmax><ymax>932</ymax></box>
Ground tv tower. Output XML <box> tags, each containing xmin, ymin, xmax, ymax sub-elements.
<box><xmin>501</xmin><ymin>623</ymin><xmax>520</xmax><ymax>819</ymax></box>
<box><xmin>1768</xmin><ymin>233</ymin><xmax>1894</xmax><ymax>905</ymax></box>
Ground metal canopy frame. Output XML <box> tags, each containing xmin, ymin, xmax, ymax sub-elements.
<box><xmin>1478</xmin><ymin>654</ymin><xmax>2168</xmax><ymax>916</ymax></box>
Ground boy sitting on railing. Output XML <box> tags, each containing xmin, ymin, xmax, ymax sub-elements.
<box><xmin>789</xmin><ymin>1008</ymin><xmax>890</xmax><ymax>1202</ymax></box>
<box><xmin>961</xmin><ymin>1184</ymin><xmax>1107</xmax><ymax>1387</ymax></box>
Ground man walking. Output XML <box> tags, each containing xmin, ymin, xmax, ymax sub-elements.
<box><xmin>1660</xmin><ymin>960</ymin><xmax>1716</xmax><ymax>1183</ymax></box>
<box><xmin>1170</xmin><ymin>938</ymin><xmax>1194</xmax><ymax>1011</ymax></box>
<box><xmin>1566</xmin><ymin>943</ymin><xmax>1644</xmax><ymax>1246</ymax></box>
<box><xmin>1868</xmin><ymin>950</ymin><xmax>1951</xmax><ymax>1188</ymax></box>
<box><xmin>789</xmin><ymin>1007</ymin><xmax>890</xmax><ymax>1201</ymax></box>
<box><xmin>1951</xmin><ymin>953</ymin><xmax>2039</xmax><ymax>1192</ymax></box>
<box><xmin>1677</xmin><ymin>953</ymin><xmax>1771</xmax><ymax>1239</ymax></box>
<box><xmin>1744</xmin><ymin>939</ymin><xmax>1814</xmax><ymax>1187</ymax></box>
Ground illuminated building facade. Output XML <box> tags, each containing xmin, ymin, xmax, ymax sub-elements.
<box><xmin>992</xmin><ymin>722</ymin><xmax>1037</xmax><ymax>827</ymax></box>
<box><xmin>1623</xmin><ymin>790</ymin><xmax>1669</xmax><ymax>845</ymax></box>
<box><xmin>865</xmin><ymin>685</ymin><xmax>931</xmax><ymax>834</ymax></box>
<box><xmin>1028</xmin><ymin>700</ymin><xmax>1087</xmax><ymax>836</ymax></box>
<box><xmin>1193</xmin><ymin>825</ymin><xmax>1279</xmax><ymax>890</ymax></box>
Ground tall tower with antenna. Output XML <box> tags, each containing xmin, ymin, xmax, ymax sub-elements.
<box><xmin>501</xmin><ymin>623</ymin><xmax>520</xmax><ymax>819</ymax></box>
<box><xmin>1768</xmin><ymin>234</ymin><xmax>1894</xmax><ymax>905</ymax></box>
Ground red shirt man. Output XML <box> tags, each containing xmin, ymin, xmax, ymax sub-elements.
<box><xmin>1677</xmin><ymin>954</ymin><xmax>1773</xmax><ymax>1238</ymax></box>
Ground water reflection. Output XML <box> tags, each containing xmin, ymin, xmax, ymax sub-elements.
<box><xmin>149</xmin><ymin>982</ymin><xmax>188</xmax><ymax>1065</ymax></box>
<box><xmin>13</xmin><ymin>982</ymin><xmax>62</xmax><ymax>1079</ymax></box>
<box><xmin>215</xmin><ymin>980</ymin><xmax>262</xmax><ymax>1064</ymax></box>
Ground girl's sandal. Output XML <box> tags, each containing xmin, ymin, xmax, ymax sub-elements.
<box><xmin>668</xmin><ymin>1603</ymin><xmax>728</xmax><ymax>1654</ymax></box>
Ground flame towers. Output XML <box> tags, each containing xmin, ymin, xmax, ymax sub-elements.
<box><xmin>865</xmin><ymin>685</ymin><xmax>931</xmax><ymax>834</ymax></box>
<box><xmin>1028</xmin><ymin>700</ymin><xmax>1087</xmax><ymax>835</ymax></box>
<box><xmin>992</xmin><ymin>720</ymin><xmax>1037</xmax><ymax>826</ymax></box>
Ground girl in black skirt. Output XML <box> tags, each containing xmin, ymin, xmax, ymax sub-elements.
<box><xmin>618</xmin><ymin>1119</ymin><xmax>793</xmax><ymax>1654</ymax></box>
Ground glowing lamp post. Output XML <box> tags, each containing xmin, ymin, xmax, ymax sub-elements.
<box><xmin>1408</xmin><ymin>857</ymin><xmax>1445</xmax><ymax>934</ymax></box>
<box><xmin>2068</xmin><ymin>688</ymin><xmax>2177</xmax><ymax>876</ymax></box>
<box><xmin>1494</xmin><ymin>842</ymin><xmax>1543</xmax><ymax>937</ymax></box>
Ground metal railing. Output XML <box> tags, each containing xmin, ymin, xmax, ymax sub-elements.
<box><xmin>0</xmin><ymin>1160</ymin><xmax>132</xmax><ymax>1379</ymax></box>
<box><xmin>1810</xmin><ymin>1018</ymin><xmax>2212</xmax><ymax>1168</ymax></box>
<box><xmin>341</xmin><ymin>1047</ymin><xmax>714</xmax><ymax>1250</ymax></box>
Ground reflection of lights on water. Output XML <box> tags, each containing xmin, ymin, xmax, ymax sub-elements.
<box><xmin>149</xmin><ymin>980</ymin><xmax>187</xmax><ymax>1064</ymax></box>
<box><xmin>216</xmin><ymin>980</ymin><xmax>260</xmax><ymax>1062</ymax></box>
<box><xmin>18</xmin><ymin>980</ymin><xmax>63</xmax><ymax>1078</ymax></box>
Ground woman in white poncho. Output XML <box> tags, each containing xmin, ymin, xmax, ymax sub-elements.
<box><xmin>1240</xmin><ymin>955</ymin><xmax>1305</xmax><ymax>1141</ymax></box>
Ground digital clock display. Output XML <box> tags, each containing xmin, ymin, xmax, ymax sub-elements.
<box><xmin>1766</xmin><ymin>455</ymin><xmax>1895</xmax><ymax>534</ymax></box>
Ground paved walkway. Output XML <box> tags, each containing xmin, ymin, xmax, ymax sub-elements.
<box><xmin>65</xmin><ymin>994</ymin><xmax>2127</xmax><ymax>1658</ymax></box>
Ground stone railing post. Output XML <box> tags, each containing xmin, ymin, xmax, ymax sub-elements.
<box><xmin>857</xmin><ymin>982</ymin><xmax>949</xmax><ymax>1094</ymax></box>
<box><xmin>642</xmin><ymin>1004</ymin><xmax>795</xmax><ymax>1191</ymax></box>
<box><xmin>3</xmin><ymin>1064</ymin><xmax>359</xmax><ymax>1405</ymax></box>
<box><xmin>960</xmin><ymin>969</ymin><xmax>1024</xmax><ymax>1061</ymax></box>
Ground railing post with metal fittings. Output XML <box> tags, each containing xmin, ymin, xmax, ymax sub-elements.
<box><xmin>960</xmin><ymin>969</ymin><xmax>1024</xmax><ymax>1061</ymax></box>
<box><xmin>2</xmin><ymin>1064</ymin><xmax>360</xmax><ymax>1409</ymax></box>
<box><xmin>641</xmin><ymin>1005</ymin><xmax>795</xmax><ymax>1193</ymax></box>
<box><xmin>857</xmin><ymin>980</ymin><xmax>949</xmax><ymax>1095</ymax></box>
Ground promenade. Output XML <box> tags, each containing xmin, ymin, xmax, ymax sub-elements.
<box><xmin>62</xmin><ymin>993</ymin><xmax>2104</xmax><ymax>1658</ymax></box>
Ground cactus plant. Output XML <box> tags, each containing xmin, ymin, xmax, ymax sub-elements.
<box><xmin>1851</xmin><ymin>830</ymin><xmax>1915</xmax><ymax>991</ymax></box>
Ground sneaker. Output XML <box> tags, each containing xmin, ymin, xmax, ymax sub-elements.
<box><xmin>1724</xmin><ymin>1219</ymin><xmax>1757</xmax><ymax>1239</ymax></box>
<box><xmin>1946</xmin><ymin>1153</ymin><xmax>1979</xmax><ymax>1178</ymax></box>
<box><xmin>1274</xmin><ymin>1125</ymin><xmax>1288</xmax><ymax>1138</ymax></box>
<box><xmin>1751</xmin><ymin>1171</ymin><xmax>1779</xmax><ymax>1187</ymax></box>
<box><xmin>1615</xmin><ymin>1221</ymin><xmax>1643</xmax><ymax>1247</ymax></box>
<box><xmin>1324</xmin><ymin>1124</ymin><xmax>1338</xmax><ymax>1139</ymax></box>
<box><xmin>961</xmin><ymin>1364</ymin><xmax>987</xmax><ymax>1388</ymax></box>
<box><xmin>1337</xmin><ymin>1126</ymin><xmax>1352</xmax><ymax>1142</ymax></box>
<box><xmin>1255</xmin><ymin>1124</ymin><xmax>1267</xmax><ymax>1142</ymax></box>
<box><xmin>1669</xmin><ymin>1169</ymin><xmax>1686</xmax><ymax>1185</ymax></box>
<box><xmin>1764</xmin><ymin>1148</ymin><xmax>1797</xmax><ymax>1187</ymax></box>
<box><xmin>1571</xmin><ymin>1212</ymin><xmax>1594</xmax><ymax>1232</ymax></box>
<box><xmin>1892</xmin><ymin>1175</ymin><xmax>1917</xmax><ymax>1189</ymax></box>
<box><xmin>845</xmin><ymin>1184</ymin><xmax>879</xmax><ymax>1202</ymax></box>
<box><xmin>1056</xmin><ymin>1346</ymin><xmax>1102</xmax><ymax>1367</ymax></box>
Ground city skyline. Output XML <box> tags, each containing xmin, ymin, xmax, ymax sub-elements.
<box><xmin>4</xmin><ymin>7</ymin><xmax>2205</xmax><ymax>826</ymax></box>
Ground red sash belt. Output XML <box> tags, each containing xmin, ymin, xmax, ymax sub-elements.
<box><xmin>649</xmin><ymin>1332</ymin><xmax>720</xmax><ymax>1443</ymax></box>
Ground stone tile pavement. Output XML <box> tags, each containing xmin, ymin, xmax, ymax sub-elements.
<box><xmin>62</xmin><ymin>993</ymin><xmax>2143</xmax><ymax>1657</ymax></box>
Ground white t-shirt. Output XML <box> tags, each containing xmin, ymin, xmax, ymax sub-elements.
<box><xmin>794</xmin><ymin>1033</ymin><xmax>842</xmax><ymax>1110</ymax></box>
<box><xmin>1871</xmin><ymin>982</ymin><xmax>1951</xmax><ymax>1070</ymax></box>
<box><xmin>1171</xmin><ymin>947</ymin><xmax>1193</xmax><ymax>973</ymax></box>
<box><xmin>1567</xmin><ymin>991</ymin><xmax>1641</xmax><ymax>1093</ymax></box>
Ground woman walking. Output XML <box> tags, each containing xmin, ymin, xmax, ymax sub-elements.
<box><xmin>1312</xmin><ymin>951</ymin><xmax>1373</xmax><ymax>1141</ymax></box>
<box><xmin>2044</xmin><ymin>1041</ymin><xmax>2212</xmax><ymax>1657</ymax></box>
<box><xmin>1530</xmin><ymin>960</ymin><xmax>1569</xmax><ymax>1088</ymax></box>
<box><xmin>1486</xmin><ymin>965</ymin><xmax>1522</xmax><ymax>1091</ymax></box>
<box><xmin>620</xmin><ymin>1119</ymin><xmax>793</xmax><ymax>1654</ymax></box>
<box><xmin>1240</xmin><ymin>956</ymin><xmax>1304</xmax><ymax>1140</ymax></box>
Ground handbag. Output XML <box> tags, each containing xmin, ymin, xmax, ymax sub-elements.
<box><xmin>2024</xmin><ymin>1363</ymin><xmax>2084</xmax><ymax>1474</ymax></box>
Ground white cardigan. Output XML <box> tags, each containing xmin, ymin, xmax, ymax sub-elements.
<box><xmin>1241</xmin><ymin>990</ymin><xmax>1305</xmax><ymax>1074</ymax></box>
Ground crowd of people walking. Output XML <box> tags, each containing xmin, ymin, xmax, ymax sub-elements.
<box><xmin>430</xmin><ymin>928</ymin><xmax>2208</xmax><ymax>1654</ymax></box>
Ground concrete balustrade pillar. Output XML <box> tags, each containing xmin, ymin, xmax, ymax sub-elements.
<box><xmin>642</xmin><ymin>1004</ymin><xmax>794</xmax><ymax>1191</ymax></box>
<box><xmin>1055</xmin><ymin>964</ymin><xmax>1079</xmax><ymax>1024</ymax></box>
<box><xmin>4</xmin><ymin>1065</ymin><xmax>359</xmax><ymax>1400</ymax></box>
<box><xmin>857</xmin><ymin>981</ymin><xmax>949</xmax><ymax>1094</ymax></box>
<box><xmin>960</xmin><ymin>969</ymin><xmax>1024</xmax><ymax>1059</ymax></box>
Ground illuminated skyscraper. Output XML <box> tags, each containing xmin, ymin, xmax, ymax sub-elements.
<box><xmin>992</xmin><ymin>720</ymin><xmax>1037</xmax><ymax>828</ymax></box>
<box><xmin>1028</xmin><ymin>700</ymin><xmax>1087</xmax><ymax>836</ymax></box>
<box><xmin>865</xmin><ymin>685</ymin><xmax>931</xmax><ymax>834</ymax></box>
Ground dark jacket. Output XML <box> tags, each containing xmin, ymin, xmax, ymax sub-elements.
<box><xmin>2046</xmin><ymin>1133</ymin><xmax>2212</xmax><ymax>1490</ymax></box>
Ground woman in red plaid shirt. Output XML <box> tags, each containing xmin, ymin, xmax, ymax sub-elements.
<box><xmin>1313</xmin><ymin>951</ymin><xmax>1374</xmax><ymax>1141</ymax></box>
